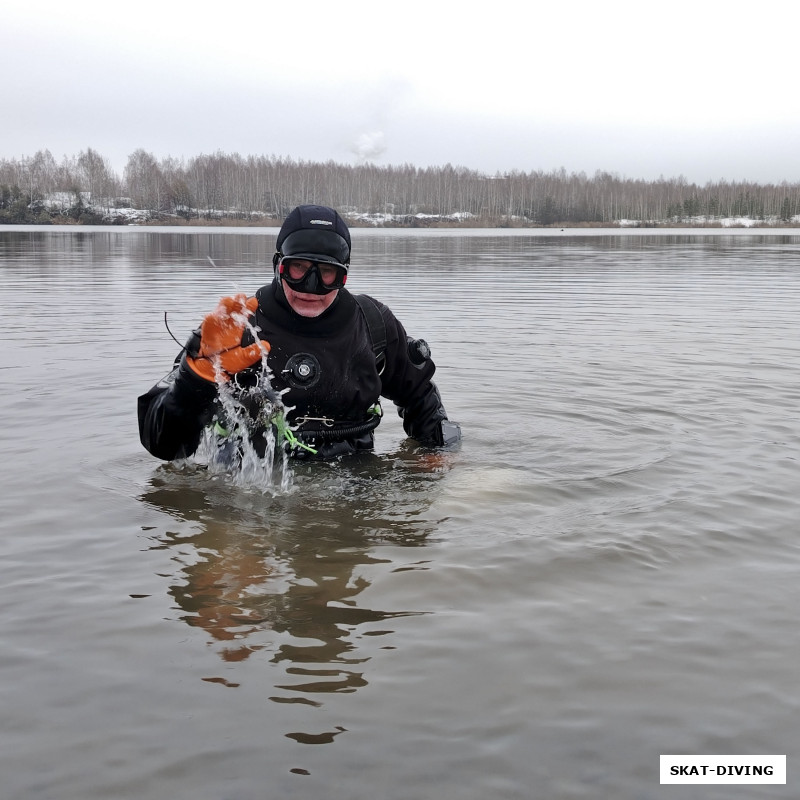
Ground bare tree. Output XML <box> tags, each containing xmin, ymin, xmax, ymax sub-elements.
<box><xmin>124</xmin><ymin>149</ymin><xmax>163</xmax><ymax>211</ymax></box>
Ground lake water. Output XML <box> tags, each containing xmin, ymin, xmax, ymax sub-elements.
<box><xmin>1</xmin><ymin>225</ymin><xmax>799</xmax><ymax>799</ymax></box>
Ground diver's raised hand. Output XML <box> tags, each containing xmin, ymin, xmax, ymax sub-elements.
<box><xmin>186</xmin><ymin>294</ymin><xmax>268</xmax><ymax>382</ymax></box>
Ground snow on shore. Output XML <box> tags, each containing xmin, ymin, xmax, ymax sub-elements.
<box><xmin>39</xmin><ymin>193</ymin><xmax>800</xmax><ymax>227</ymax></box>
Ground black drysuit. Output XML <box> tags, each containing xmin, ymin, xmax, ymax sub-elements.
<box><xmin>137</xmin><ymin>281</ymin><xmax>453</xmax><ymax>461</ymax></box>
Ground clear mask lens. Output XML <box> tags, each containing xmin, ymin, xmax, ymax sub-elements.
<box><xmin>280</xmin><ymin>259</ymin><xmax>347</xmax><ymax>293</ymax></box>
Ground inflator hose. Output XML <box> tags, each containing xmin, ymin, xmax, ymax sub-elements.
<box><xmin>297</xmin><ymin>415</ymin><xmax>381</xmax><ymax>442</ymax></box>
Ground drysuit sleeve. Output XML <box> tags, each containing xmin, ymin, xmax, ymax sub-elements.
<box><xmin>377</xmin><ymin>306</ymin><xmax>461</xmax><ymax>448</ymax></box>
<box><xmin>397</xmin><ymin>380</ymin><xmax>457</xmax><ymax>447</ymax></box>
<box><xmin>137</xmin><ymin>354</ymin><xmax>219</xmax><ymax>461</ymax></box>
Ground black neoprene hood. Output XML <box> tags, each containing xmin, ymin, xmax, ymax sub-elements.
<box><xmin>276</xmin><ymin>205</ymin><xmax>351</xmax><ymax>267</ymax></box>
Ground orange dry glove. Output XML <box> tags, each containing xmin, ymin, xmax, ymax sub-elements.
<box><xmin>186</xmin><ymin>294</ymin><xmax>269</xmax><ymax>382</ymax></box>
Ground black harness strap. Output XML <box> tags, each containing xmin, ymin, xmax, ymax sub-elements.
<box><xmin>354</xmin><ymin>294</ymin><xmax>387</xmax><ymax>373</ymax></box>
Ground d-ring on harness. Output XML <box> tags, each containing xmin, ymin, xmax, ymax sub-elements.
<box><xmin>295</xmin><ymin>415</ymin><xmax>335</xmax><ymax>427</ymax></box>
<box><xmin>292</xmin><ymin>405</ymin><xmax>383</xmax><ymax>447</ymax></box>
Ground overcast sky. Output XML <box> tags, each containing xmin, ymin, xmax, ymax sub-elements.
<box><xmin>3</xmin><ymin>0</ymin><xmax>798</xmax><ymax>185</ymax></box>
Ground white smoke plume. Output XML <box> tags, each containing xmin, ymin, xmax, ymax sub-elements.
<box><xmin>351</xmin><ymin>130</ymin><xmax>387</xmax><ymax>162</ymax></box>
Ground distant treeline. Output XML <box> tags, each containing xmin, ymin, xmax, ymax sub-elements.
<box><xmin>1</xmin><ymin>147</ymin><xmax>799</xmax><ymax>226</ymax></box>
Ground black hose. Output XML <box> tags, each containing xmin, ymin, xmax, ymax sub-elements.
<box><xmin>297</xmin><ymin>415</ymin><xmax>381</xmax><ymax>442</ymax></box>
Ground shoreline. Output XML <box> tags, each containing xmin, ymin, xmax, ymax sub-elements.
<box><xmin>3</xmin><ymin>223</ymin><xmax>800</xmax><ymax>237</ymax></box>
<box><xmin>3</xmin><ymin>217</ymin><xmax>800</xmax><ymax>230</ymax></box>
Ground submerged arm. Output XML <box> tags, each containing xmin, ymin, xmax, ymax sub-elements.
<box><xmin>137</xmin><ymin>355</ymin><xmax>218</xmax><ymax>461</ymax></box>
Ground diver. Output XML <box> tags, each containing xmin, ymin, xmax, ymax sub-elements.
<box><xmin>137</xmin><ymin>204</ymin><xmax>461</xmax><ymax>461</ymax></box>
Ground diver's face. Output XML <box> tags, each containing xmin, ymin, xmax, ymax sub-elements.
<box><xmin>282</xmin><ymin>280</ymin><xmax>339</xmax><ymax>317</ymax></box>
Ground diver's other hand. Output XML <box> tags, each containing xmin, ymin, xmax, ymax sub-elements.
<box><xmin>437</xmin><ymin>419</ymin><xmax>462</xmax><ymax>447</ymax></box>
<box><xmin>186</xmin><ymin>294</ymin><xmax>268</xmax><ymax>382</ymax></box>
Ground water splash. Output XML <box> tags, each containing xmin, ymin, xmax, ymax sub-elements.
<box><xmin>196</xmin><ymin>313</ymin><xmax>294</xmax><ymax>494</ymax></box>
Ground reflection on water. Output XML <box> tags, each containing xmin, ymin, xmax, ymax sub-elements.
<box><xmin>139</xmin><ymin>447</ymin><xmax>449</xmax><ymax>740</ymax></box>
